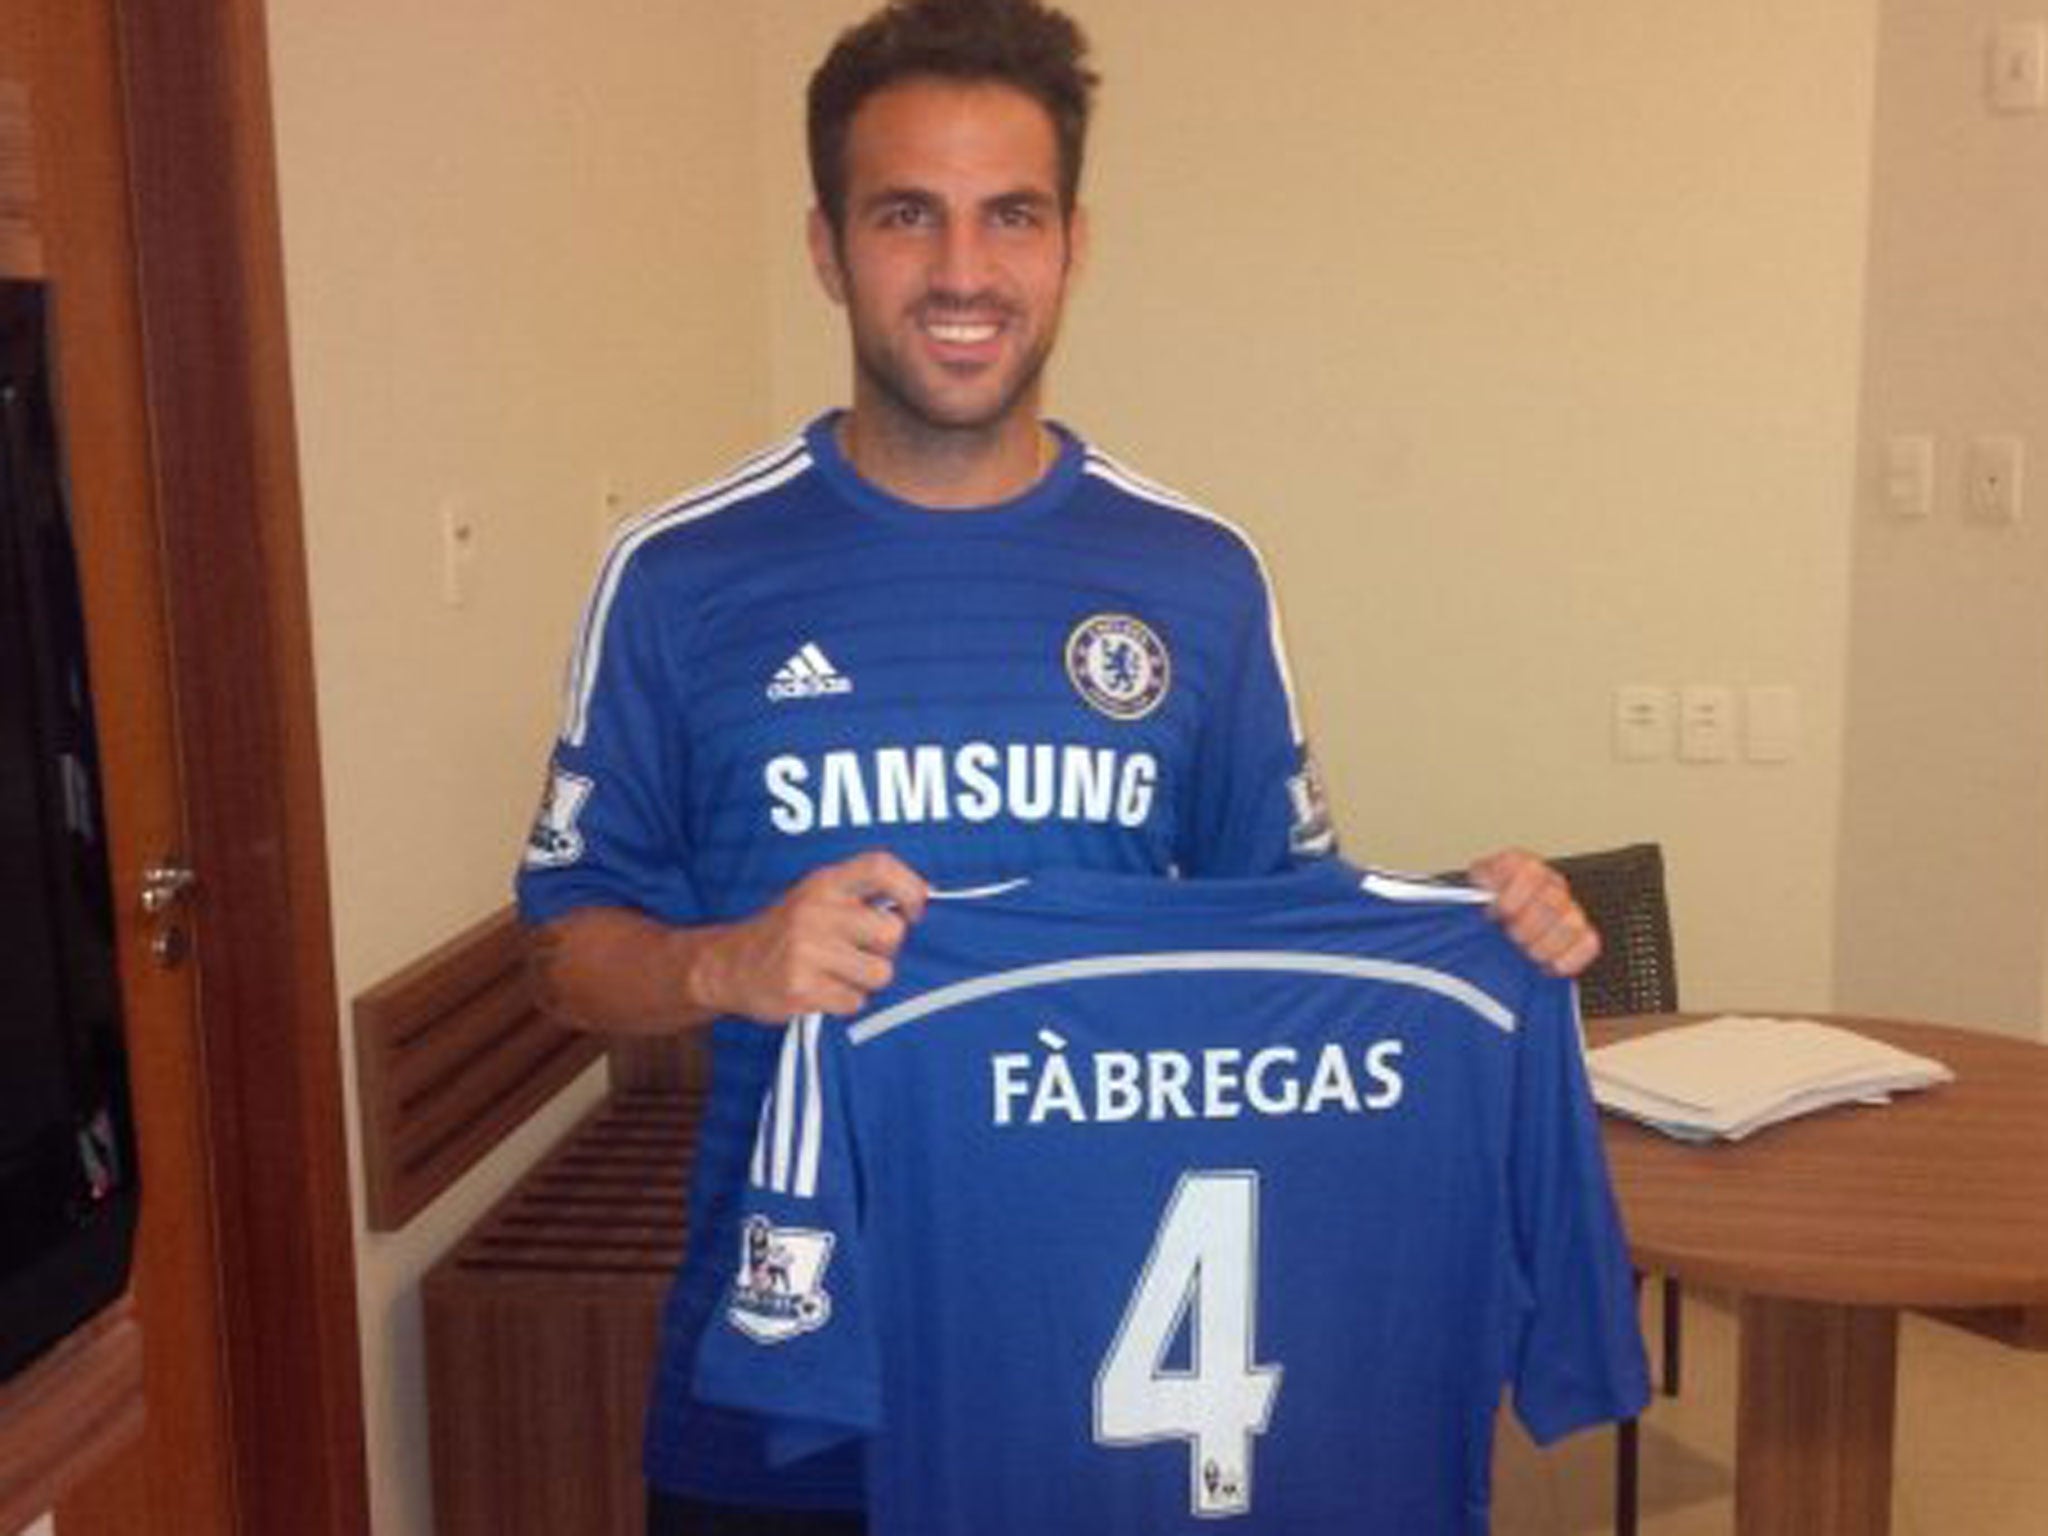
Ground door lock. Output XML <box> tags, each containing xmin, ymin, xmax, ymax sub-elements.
<box><xmin>140</xmin><ymin>860</ymin><xmax>197</xmax><ymax>914</ymax></box>
<box><xmin>141</xmin><ymin>859</ymin><xmax>196</xmax><ymax>969</ymax></box>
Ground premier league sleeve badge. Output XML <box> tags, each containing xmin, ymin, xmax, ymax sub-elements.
<box><xmin>726</xmin><ymin>1214</ymin><xmax>838</xmax><ymax>1344</ymax></box>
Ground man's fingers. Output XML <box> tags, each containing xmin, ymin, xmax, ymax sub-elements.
<box><xmin>1550</xmin><ymin>926</ymin><xmax>1602</xmax><ymax>979</ymax></box>
<box><xmin>824</xmin><ymin>943</ymin><xmax>897</xmax><ymax>1004</ymax></box>
<box><xmin>846</xmin><ymin>901</ymin><xmax>912</xmax><ymax>960</ymax></box>
<box><xmin>765</xmin><ymin>880</ymin><xmax>913</xmax><ymax>1016</ymax></box>
<box><xmin>829</xmin><ymin>850</ymin><xmax>930</xmax><ymax>922</ymax></box>
<box><xmin>1511</xmin><ymin>898</ymin><xmax>1601</xmax><ymax>977</ymax></box>
<box><xmin>1468</xmin><ymin>847</ymin><xmax>1604</xmax><ymax>979</ymax></box>
<box><xmin>1469</xmin><ymin>847</ymin><xmax>1544</xmax><ymax>912</ymax></box>
<box><xmin>787</xmin><ymin>974</ymin><xmax>871</xmax><ymax>1019</ymax></box>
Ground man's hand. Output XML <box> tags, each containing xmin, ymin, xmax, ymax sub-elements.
<box><xmin>687</xmin><ymin>851</ymin><xmax>930</xmax><ymax>1022</ymax></box>
<box><xmin>1467</xmin><ymin>848</ymin><xmax>1601</xmax><ymax>979</ymax></box>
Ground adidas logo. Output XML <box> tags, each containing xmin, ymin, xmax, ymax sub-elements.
<box><xmin>766</xmin><ymin>643</ymin><xmax>854</xmax><ymax>701</ymax></box>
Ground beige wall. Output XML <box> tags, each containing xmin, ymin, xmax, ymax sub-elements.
<box><xmin>264</xmin><ymin>3</ymin><xmax>767</xmax><ymax>1532</ymax></box>
<box><xmin>1836</xmin><ymin>0</ymin><xmax>2048</xmax><ymax>1038</ymax></box>
<box><xmin>253</xmin><ymin>2</ymin><xmax>2035</xmax><ymax>1533</ymax></box>
<box><xmin>1065</xmin><ymin>2</ymin><xmax>1872</xmax><ymax>1014</ymax></box>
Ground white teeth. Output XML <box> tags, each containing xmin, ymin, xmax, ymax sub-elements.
<box><xmin>926</xmin><ymin>321</ymin><xmax>999</xmax><ymax>344</ymax></box>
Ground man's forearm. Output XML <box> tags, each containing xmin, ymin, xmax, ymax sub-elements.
<box><xmin>528</xmin><ymin>906</ymin><xmax>725</xmax><ymax>1036</ymax></box>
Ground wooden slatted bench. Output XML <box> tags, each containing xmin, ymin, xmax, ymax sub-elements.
<box><xmin>354</xmin><ymin>910</ymin><xmax>709</xmax><ymax>1536</ymax></box>
<box><xmin>422</xmin><ymin>1086</ymin><xmax>703</xmax><ymax>1536</ymax></box>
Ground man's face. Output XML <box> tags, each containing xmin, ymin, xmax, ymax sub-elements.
<box><xmin>811</xmin><ymin>78</ymin><xmax>1085</xmax><ymax>441</ymax></box>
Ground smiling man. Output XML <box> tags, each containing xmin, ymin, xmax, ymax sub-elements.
<box><xmin>515</xmin><ymin>3</ymin><xmax>1598</xmax><ymax>1533</ymax></box>
<box><xmin>815</xmin><ymin>74</ymin><xmax>1079</xmax><ymax>500</ymax></box>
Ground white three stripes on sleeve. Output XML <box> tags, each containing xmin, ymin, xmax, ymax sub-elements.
<box><xmin>561</xmin><ymin>439</ymin><xmax>811</xmax><ymax>747</ymax></box>
<box><xmin>749</xmin><ymin>1014</ymin><xmax>828</xmax><ymax>1200</ymax></box>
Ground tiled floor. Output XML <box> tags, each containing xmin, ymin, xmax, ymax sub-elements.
<box><xmin>1492</xmin><ymin>1289</ymin><xmax>2048</xmax><ymax>1534</ymax></box>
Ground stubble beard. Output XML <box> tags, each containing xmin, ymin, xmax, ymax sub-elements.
<box><xmin>849</xmin><ymin>294</ymin><xmax>1063</xmax><ymax>452</ymax></box>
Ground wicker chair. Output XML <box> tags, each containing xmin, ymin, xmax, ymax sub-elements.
<box><xmin>1551</xmin><ymin>843</ymin><xmax>1679</xmax><ymax>1022</ymax></box>
<box><xmin>1549</xmin><ymin>843</ymin><xmax>1679</xmax><ymax>1536</ymax></box>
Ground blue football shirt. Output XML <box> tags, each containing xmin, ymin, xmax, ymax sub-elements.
<box><xmin>514</xmin><ymin>415</ymin><xmax>1331</xmax><ymax>1502</ymax></box>
<box><xmin>693</xmin><ymin>862</ymin><xmax>1649</xmax><ymax>1534</ymax></box>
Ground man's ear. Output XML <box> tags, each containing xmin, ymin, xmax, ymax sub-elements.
<box><xmin>1065</xmin><ymin>202</ymin><xmax>1091</xmax><ymax>282</ymax></box>
<box><xmin>807</xmin><ymin>207</ymin><xmax>848</xmax><ymax>306</ymax></box>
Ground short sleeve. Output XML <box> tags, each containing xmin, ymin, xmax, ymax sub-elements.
<box><xmin>1179</xmin><ymin>537</ymin><xmax>1335</xmax><ymax>876</ymax></box>
<box><xmin>1507</xmin><ymin>981</ymin><xmax>1652</xmax><ymax>1444</ymax></box>
<box><xmin>691</xmin><ymin>1014</ymin><xmax>881</xmax><ymax>1462</ymax></box>
<box><xmin>515</xmin><ymin>548</ymin><xmax>702</xmax><ymax>925</ymax></box>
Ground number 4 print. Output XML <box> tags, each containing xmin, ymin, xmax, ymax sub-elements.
<box><xmin>1094</xmin><ymin>1171</ymin><xmax>1282</xmax><ymax>1518</ymax></box>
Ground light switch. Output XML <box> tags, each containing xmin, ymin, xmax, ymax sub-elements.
<box><xmin>1744</xmin><ymin>686</ymin><xmax>1799</xmax><ymax>764</ymax></box>
<box><xmin>1612</xmin><ymin>686</ymin><xmax>1673</xmax><ymax>762</ymax></box>
<box><xmin>1882</xmin><ymin>434</ymin><xmax>1934</xmax><ymax>520</ymax></box>
<box><xmin>1679</xmin><ymin>686</ymin><xmax>1735</xmax><ymax>763</ymax></box>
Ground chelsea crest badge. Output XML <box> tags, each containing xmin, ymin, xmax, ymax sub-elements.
<box><xmin>1065</xmin><ymin>613</ymin><xmax>1170</xmax><ymax>721</ymax></box>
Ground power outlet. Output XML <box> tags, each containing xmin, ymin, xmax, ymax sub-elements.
<box><xmin>1991</xmin><ymin>21</ymin><xmax>2048</xmax><ymax>112</ymax></box>
<box><xmin>1965</xmin><ymin>436</ymin><xmax>2024</xmax><ymax>524</ymax></box>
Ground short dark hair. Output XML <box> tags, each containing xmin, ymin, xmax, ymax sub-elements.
<box><xmin>808</xmin><ymin>0</ymin><xmax>1099</xmax><ymax>232</ymax></box>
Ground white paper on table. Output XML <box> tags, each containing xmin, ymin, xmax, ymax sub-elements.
<box><xmin>1587</xmin><ymin>1016</ymin><xmax>1953</xmax><ymax>1141</ymax></box>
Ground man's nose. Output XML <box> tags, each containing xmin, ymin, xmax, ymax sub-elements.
<box><xmin>930</xmin><ymin>220</ymin><xmax>992</xmax><ymax>294</ymax></box>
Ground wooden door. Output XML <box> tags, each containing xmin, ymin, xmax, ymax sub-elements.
<box><xmin>4</xmin><ymin>2</ymin><xmax>238</xmax><ymax>1530</ymax></box>
<box><xmin>6</xmin><ymin>2</ymin><xmax>370</xmax><ymax>1532</ymax></box>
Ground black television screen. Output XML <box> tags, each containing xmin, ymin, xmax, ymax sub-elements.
<box><xmin>0</xmin><ymin>280</ymin><xmax>140</xmax><ymax>1382</ymax></box>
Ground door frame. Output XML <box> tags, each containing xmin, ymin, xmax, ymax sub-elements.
<box><xmin>109</xmin><ymin>3</ymin><xmax>370</xmax><ymax>1531</ymax></box>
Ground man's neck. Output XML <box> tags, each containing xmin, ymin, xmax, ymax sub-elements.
<box><xmin>837</xmin><ymin>408</ymin><xmax>1054</xmax><ymax>509</ymax></box>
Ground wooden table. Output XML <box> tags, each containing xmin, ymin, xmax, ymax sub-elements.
<box><xmin>1589</xmin><ymin>1015</ymin><xmax>2048</xmax><ymax>1536</ymax></box>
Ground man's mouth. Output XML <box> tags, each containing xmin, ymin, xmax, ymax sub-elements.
<box><xmin>922</xmin><ymin>317</ymin><xmax>1003</xmax><ymax>346</ymax></box>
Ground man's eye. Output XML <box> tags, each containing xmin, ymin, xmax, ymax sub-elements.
<box><xmin>993</xmin><ymin>204</ymin><xmax>1043</xmax><ymax>230</ymax></box>
<box><xmin>879</xmin><ymin>203</ymin><xmax>931</xmax><ymax>229</ymax></box>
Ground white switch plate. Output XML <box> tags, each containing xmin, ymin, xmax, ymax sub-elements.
<box><xmin>1612</xmin><ymin>686</ymin><xmax>1674</xmax><ymax>762</ymax></box>
<box><xmin>1744</xmin><ymin>685</ymin><xmax>1800</xmax><ymax>763</ymax></box>
<box><xmin>1882</xmin><ymin>434</ymin><xmax>1934</xmax><ymax>519</ymax></box>
<box><xmin>1679</xmin><ymin>685</ymin><xmax>1735</xmax><ymax>763</ymax></box>
<box><xmin>1991</xmin><ymin>21</ymin><xmax>2048</xmax><ymax>113</ymax></box>
<box><xmin>1966</xmin><ymin>435</ymin><xmax>2024</xmax><ymax>524</ymax></box>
